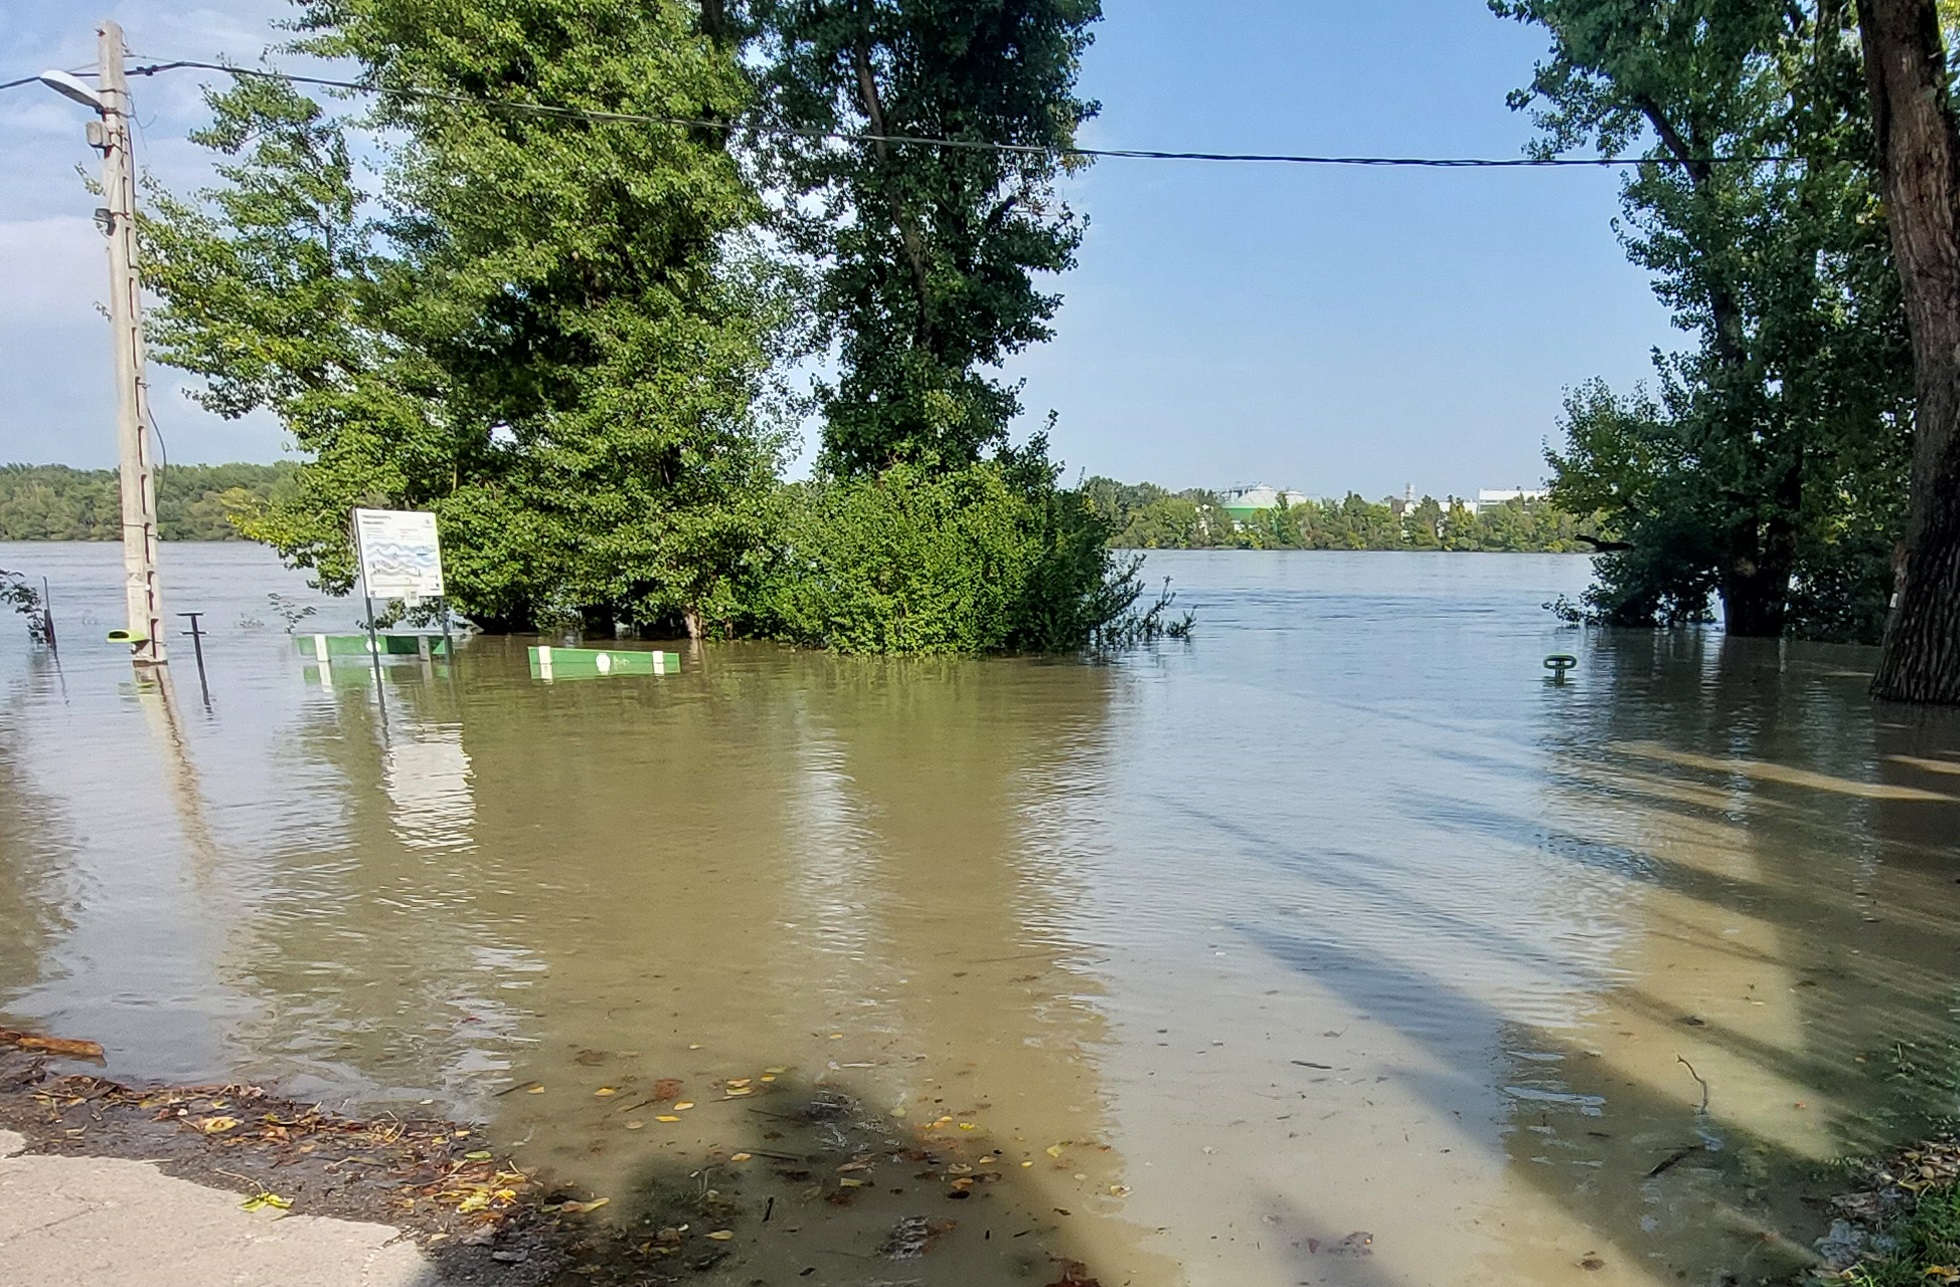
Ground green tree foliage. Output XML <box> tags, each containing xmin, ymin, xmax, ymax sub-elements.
<box><xmin>754</xmin><ymin>456</ymin><xmax>1140</xmax><ymax>652</ymax></box>
<box><xmin>755</xmin><ymin>0</ymin><xmax>1100</xmax><ymax>474</ymax></box>
<box><xmin>1082</xmin><ymin>477</ymin><xmax>1593</xmax><ymax>552</ymax></box>
<box><xmin>144</xmin><ymin>0</ymin><xmax>785</xmax><ymax>635</ymax></box>
<box><xmin>1496</xmin><ymin>0</ymin><xmax>1913</xmax><ymax>641</ymax></box>
<box><xmin>0</xmin><ymin>463</ymin><xmax>298</xmax><ymax>541</ymax></box>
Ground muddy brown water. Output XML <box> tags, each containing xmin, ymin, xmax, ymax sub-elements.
<box><xmin>4</xmin><ymin>542</ymin><xmax>1960</xmax><ymax>1286</ymax></box>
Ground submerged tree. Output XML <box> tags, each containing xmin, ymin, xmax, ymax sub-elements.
<box><xmin>1855</xmin><ymin>0</ymin><xmax>1960</xmax><ymax>700</ymax></box>
<box><xmin>145</xmin><ymin>0</ymin><xmax>785</xmax><ymax>636</ymax></box>
<box><xmin>1497</xmin><ymin>0</ymin><xmax>1913</xmax><ymax>641</ymax></box>
<box><xmin>754</xmin><ymin>0</ymin><xmax>1101</xmax><ymax>475</ymax></box>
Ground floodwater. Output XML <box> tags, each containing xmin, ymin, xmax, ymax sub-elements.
<box><xmin>4</xmin><ymin>542</ymin><xmax>1960</xmax><ymax>1287</ymax></box>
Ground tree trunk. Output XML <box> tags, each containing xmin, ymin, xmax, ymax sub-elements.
<box><xmin>851</xmin><ymin>42</ymin><xmax>934</xmax><ymax>347</ymax></box>
<box><xmin>1858</xmin><ymin>0</ymin><xmax>1960</xmax><ymax>701</ymax></box>
<box><xmin>1720</xmin><ymin>461</ymin><xmax>1803</xmax><ymax>637</ymax></box>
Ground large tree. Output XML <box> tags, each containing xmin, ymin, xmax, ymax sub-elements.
<box><xmin>145</xmin><ymin>0</ymin><xmax>784</xmax><ymax>636</ymax></box>
<box><xmin>754</xmin><ymin>0</ymin><xmax>1100</xmax><ymax>475</ymax></box>
<box><xmin>1855</xmin><ymin>0</ymin><xmax>1960</xmax><ymax>700</ymax></box>
<box><xmin>1499</xmin><ymin>0</ymin><xmax>1913</xmax><ymax>641</ymax></box>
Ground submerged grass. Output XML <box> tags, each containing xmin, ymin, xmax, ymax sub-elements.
<box><xmin>1844</xmin><ymin>1182</ymin><xmax>1960</xmax><ymax>1285</ymax></box>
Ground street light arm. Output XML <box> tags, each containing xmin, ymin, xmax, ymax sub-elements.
<box><xmin>38</xmin><ymin>69</ymin><xmax>103</xmax><ymax>112</ymax></box>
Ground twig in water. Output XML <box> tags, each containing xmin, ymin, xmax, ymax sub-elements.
<box><xmin>1645</xmin><ymin>1145</ymin><xmax>1699</xmax><ymax>1178</ymax></box>
<box><xmin>1677</xmin><ymin>1055</ymin><xmax>1710</xmax><ymax>1115</ymax></box>
<box><xmin>493</xmin><ymin>1080</ymin><xmax>543</xmax><ymax>1098</ymax></box>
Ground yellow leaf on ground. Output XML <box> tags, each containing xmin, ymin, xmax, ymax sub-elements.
<box><xmin>625</xmin><ymin>1121</ymin><xmax>645</xmax><ymax>1130</ymax></box>
<box><xmin>464</xmin><ymin>1151</ymin><xmax>493</xmax><ymax>1161</ymax></box>
<box><xmin>656</xmin><ymin>1115</ymin><xmax>681</xmax><ymax>1123</ymax></box>
<box><xmin>1045</xmin><ymin>1144</ymin><xmax>1065</xmax><ymax>1158</ymax></box>
<box><xmin>240</xmin><ymin>1192</ymin><xmax>292</xmax><ymax>1212</ymax></box>
<box><xmin>730</xmin><ymin>1153</ymin><xmax>751</xmax><ymax>1162</ymax></box>
<box><xmin>197</xmin><ymin>1117</ymin><xmax>240</xmax><ymax>1134</ymax></box>
<box><xmin>673</xmin><ymin>1102</ymin><xmax>694</xmax><ymax>1111</ymax></box>
<box><xmin>594</xmin><ymin>1088</ymin><xmax>617</xmax><ymax>1097</ymax></box>
<box><xmin>526</xmin><ymin>1085</ymin><xmax>546</xmax><ymax>1094</ymax></box>
<box><xmin>706</xmin><ymin>1230</ymin><xmax>734</xmax><ymax>1241</ymax></box>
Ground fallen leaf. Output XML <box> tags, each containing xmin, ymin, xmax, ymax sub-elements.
<box><xmin>765</xmin><ymin>1066</ymin><xmax>788</xmax><ymax>1074</ymax></box>
<box><xmin>707</xmin><ymin>1230</ymin><xmax>734</xmax><ymax>1241</ymax></box>
<box><xmin>1044</xmin><ymin>1257</ymin><xmax>1101</xmax><ymax>1286</ymax></box>
<box><xmin>240</xmin><ymin>1192</ymin><xmax>293</xmax><ymax>1212</ymax></box>
<box><xmin>656</xmin><ymin>1115</ymin><xmax>681</xmax><ymax>1123</ymax></box>
<box><xmin>464</xmin><ymin>1150</ymin><xmax>493</xmax><ymax>1161</ymax></box>
<box><xmin>673</xmin><ymin>1102</ymin><xmax>694</xmax><ymax>1111</ymax></box>
<box><xmin>559</xmin><ymin>1198</ymin><xmax>610</xmax><ymax>1215</ymax></box>
<box><xmin>731</xmin><ymin>1152</ymin><xmax>751</xmax><ymax>1162</ymax></box>
<box><xmin>196</xmin><ymin>1117</ymin><xmax>240</xmax><ymax>1134</ymax></box>
<box><xmin>625</xmin><ymin>1121</ymin><xmax>646</xmax><ymax>1130</ymax></box>
<box><xmin>594</xmin><ymin>1087</ymin><xmax>617</xmax><ymax>1097</ymax></box>
<box><xmin>526</xmin><ymin>1085</ymin><xmax>547</xmax><ymax>1094</ymax></box>
<box><xmin>1045</xmin><ymin>1144</ymin><xmax>1066</xmax><ymax>1158</ymax></box>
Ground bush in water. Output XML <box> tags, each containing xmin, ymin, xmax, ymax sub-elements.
<box><xmin>753</xmin><ymin>459</ymin><xmax>1176</xmax><ymax>654</ymax></box>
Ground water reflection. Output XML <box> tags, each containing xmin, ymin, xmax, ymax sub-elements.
<box><xmin>1478</xmin><ymin>632</ymin><xmax>1960</xmax><ymax>1284</ymax></box>
<box><xmin>0</xmin><ymin>661</ymin><xmax>75</xmax><ymax>998</ymax></box>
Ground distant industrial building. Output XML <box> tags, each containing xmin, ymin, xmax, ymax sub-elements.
<box><xmin>1464</xmin><ymin>488</ymin><xmax>1549</xmax><ymax>515</ymax></box>
<box><xmin>1220</xmin><ymin>483</ymin><xmax>1312</xmax><ymax>521</ymax></box>
<box><xmin>1216</xmin><ymin>482</ymin><xmax>1550</xmax><ymax>522</ymax></box>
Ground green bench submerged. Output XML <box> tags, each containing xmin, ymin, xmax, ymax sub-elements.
<box><xmin>527</xmin><ymin>645</ymin><xmax>682</xmax><ymax>679</ymax></box>
<box><xmin>296</xmin><ymin>633</ymin><xmax>452</xmax><ymax>662</ymax></box>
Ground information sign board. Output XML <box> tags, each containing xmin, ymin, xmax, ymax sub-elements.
<box><xmin>351</xmin><ymin>508</ymin><xmax>445</xmax><ymax>600</ymax></box>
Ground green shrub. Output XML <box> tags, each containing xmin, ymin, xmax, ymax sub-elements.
<box><xmin>754</xmin><ymin>459</ymin><xmax>1151</xmax><ymax>654</ymax></box>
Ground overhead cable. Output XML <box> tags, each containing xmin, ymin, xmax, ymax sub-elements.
<box><xmin>7</xmin><ymin>56</ymin><xmax>1784</xmax><ymax>169</ymax></box>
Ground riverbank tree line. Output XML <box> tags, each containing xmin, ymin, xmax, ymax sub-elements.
<box><xmin>1081</xmin><ymin>478</ymin><xmax>1597</xmax><ymax>552</ymax></box>
<box><xmin>0</xmin><ymin>463</ymin><xmax>298</xmax><ymax>542</ymax></box>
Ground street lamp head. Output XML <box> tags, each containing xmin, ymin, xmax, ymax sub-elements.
<box><xmin>38</xmin><ymin>70</ymin><xmax>104</xmax><ymax>113</ymax></box>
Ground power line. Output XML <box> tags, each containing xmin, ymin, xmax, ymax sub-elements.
<box><xmin>8</xmin><ymin>55</ymin><xmax>1785</xmax><ymax>169</ymax></box>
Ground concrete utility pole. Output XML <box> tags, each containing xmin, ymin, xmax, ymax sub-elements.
<box><xmin>43</xmin><ymin>21</ymin><xmax>168</xmax><ymax>664</ymax></box>
<box><xmin>99</xmin><ymin>21</ymin><xmax>168</xmax><ymax>664</ymax></box>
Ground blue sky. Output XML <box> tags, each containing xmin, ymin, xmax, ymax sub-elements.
<box><xmin>0</xmin><ymin>0</ymin><xmax>1675</xmax><ymax>499</ymax></box>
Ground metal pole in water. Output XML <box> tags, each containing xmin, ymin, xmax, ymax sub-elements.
<box><xmin>365</xmin><ymin>594</ymin><xmax>388</xmax><ymax>725</ymax></box>
<box><xmin>40</xmin><ymin>577</ymin><xmax>57</xmax><ymax>656</ymax></box>
<box><xmin>178</xmin><ymin>611</ymin><xmax>210</xmax><ymax>705</ymax></box>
